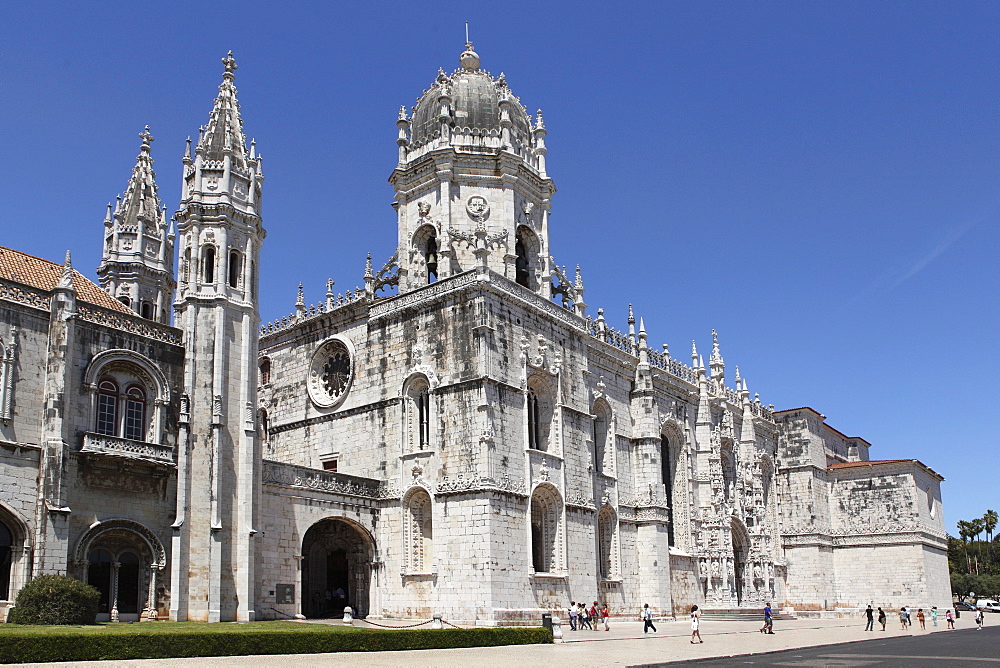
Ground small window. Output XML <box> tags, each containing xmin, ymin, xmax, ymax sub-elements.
<box><xmin>259</xmin><ymin>358</ymin><xmax>271</xmax><ymax>386</ymax></box>
<box><xmin>123</xmin><ymin>386</ymin><xmax>146</xmax><ymax>441</ymax></box>
<box><xmin>140</xmin><ymin>302</ymin><xmax>153</xmax><ymax>320</ymax></box>
<box><xmin>323</xmin><ymin>459</ymin><xmax>338</xmax><ymax>472</ymax></box>
<box><xmin>202</xmin><ymin>247</ymin><xmax>215</xmax><ymax>284</ymax></box>
<box><xmin>228</xmin><ymin>250</ymin><xmax>241</xmax><ymax>288</ymax></box>
<box><xmin>96</xmin><ymin>380</ymin><xmax>118</xmax><ymax>436</ymax></box>
<box><xmin>527</xmin><ymin>391</ymin><xmax>540</xmax><ymax>450</ymax></box>
<box><xmin>259</xmin><ymin>409</ymin><xmax>269</xmax><ymax>443</ymax></box>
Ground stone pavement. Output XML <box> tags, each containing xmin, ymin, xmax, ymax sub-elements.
<box><xmin>15</xmin><ymin>615</ymin><xmax>971</xmax><ymax>667</ymax></box>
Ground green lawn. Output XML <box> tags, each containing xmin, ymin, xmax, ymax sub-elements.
<box><xmin>0</xmin><ymin>620</ymin><xmax>348</xmax><ymax>635</ymax></box>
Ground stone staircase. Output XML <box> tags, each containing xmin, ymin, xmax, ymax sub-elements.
<box><xmin>699</xmin><ymin>607</ymin><xmax>795</xmax><ymax>621</ymax></box>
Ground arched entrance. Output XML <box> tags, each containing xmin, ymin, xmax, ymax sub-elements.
<box><xmin>731</xmin><ymin>518</ymin><xmax>750</xmax><ymax>606</ymax></box>
<box><xmin>74</xmin><ymin>519</ymin><xmax>165</xmax><ymax>622</ymax></box>
<box><xmin>301</xmin><ymin>518</ymin><xmax>374</xmax><ymax>619</ymax></box>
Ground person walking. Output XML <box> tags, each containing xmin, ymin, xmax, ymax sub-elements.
<box><xmin>600</xmin><ymin>602</ymin><xmax>610</xmax><ymax>631</ymax></box>
<box><xmin>917</xmin><ymin>608</ymin><xmax>925</xmax><ymax>630</ymax></box>
<box><xmin>931</xmin><ymin>606</ymin><xmax>938</xmax><ymax>627</ymax></box>
<box><xmin>759</xmin><ymin>602</ymin><xmax>774</xmax><ymax>634</ymax></box>
<box><xmin>642</xmin><ymin>603</ymin><xmax>657</xmax><ymax>634</ymax></box>
<box><xmin>877</xmin><ymin>607</ymin><xmax>886</xmax><ymax>631</ymax></box>
<box><xmin>864</xmin><ymin>605</ymin><xmax>874</xmax><ymax>631</ymax></box>
<box><xmin>976</xmin><ymin>608</ymin><xmax>984</xmax><ymax>630</ymax></box>
<box><xmin>690</xmin><ymin>605</ymin><xmax>703</xmax><ymax>643</ymax></box>
<box><xmin>906</xmin><ymin>606</ymin><xmax>912</xmax><ymax>627</ymax></box>
<box><xmin>589</xmin><ymin>602</ymin><xmax>599</xmax><ymax>632</ymax></box>
<box><xmin>568</xmin><ymin>602</ymin><xmax>578</xmax><ymax>631</ymax></box>
<box><xmin>899</xmin><ymin>608</ymin><xmax>907</xmax><ymax>630</ymax></box>
<box><xmin>946</xmin><ymin>609</ymin><xmax>954</xmax><ymax>629</ymax></box>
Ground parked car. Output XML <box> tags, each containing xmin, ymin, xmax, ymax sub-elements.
<box><xmin>954</xmin><ymin>601</ymin><xmax>977</xmax><ymax>611</ymax></box>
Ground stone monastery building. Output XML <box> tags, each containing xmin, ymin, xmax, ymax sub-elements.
<box><xmin>0</xmin><ymin>45</ymin><xmax>950</xmax><ymax>624</ymax></box>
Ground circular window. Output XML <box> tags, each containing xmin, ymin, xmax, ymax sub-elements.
<box><xmin>308</xmin><ymin>338</ymin><xmax>354</xmax><ymax>408</ymax></box>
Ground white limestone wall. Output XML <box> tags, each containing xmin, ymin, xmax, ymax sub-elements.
<box><xmin>832</xmin><ymin>542</ymin><xmax>950</xmax><ymax>609</ymax></box>
<box><xmin>782</xmin><ymin>544</ymin><xmax>836</xmax><ymax>609</ymax></box>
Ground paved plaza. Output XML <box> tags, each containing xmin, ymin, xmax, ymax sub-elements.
<box><xmin>12</xmin><ymin>614</ymin><xmax>996</xmax><ymax>667</ymax></box>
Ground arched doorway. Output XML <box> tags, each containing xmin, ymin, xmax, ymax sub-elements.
<box><xmin>731</xmin><ymin>518</ymin><xmax>750</xmax><ymax>606</ymax></box>
<box><xmin>75</xmin><ymin>520</ymin><xmax>165</xmax><ymax>622</ymax></box>
<box><xmin>301</xmin><ymin>518</ymin><xmax>375</xmax><ymax>619</ymax></box>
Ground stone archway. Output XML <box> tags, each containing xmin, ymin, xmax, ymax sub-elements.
<box><xmin>301</xmin><ymin>518</ymin><xmax>375</xmax><ymax>619</ymax></box>
<box><xmin>731</xmin><ymin>517</ymin><xmax>750</xmax><ymax>606</ymax></box>
<box><xmin>74</xmin><ymin>519</ymin><xmax>165</xmax><ymax>622</ymax></box>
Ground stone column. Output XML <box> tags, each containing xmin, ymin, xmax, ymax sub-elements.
<box><xmin>145</xmin><ymin>565</ymin><xmax>158</xmax><ymax>620</ymax></box>
<box><xmin>110</xmin><ymin>561</ymin><xmax>120</xmax><ymax>622</ymax></box>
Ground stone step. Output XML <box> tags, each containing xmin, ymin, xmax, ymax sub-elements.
<box><xmin>699</xmin><ymin>608</ymin><xmax>795</xmax><ymax>621</ymax></box>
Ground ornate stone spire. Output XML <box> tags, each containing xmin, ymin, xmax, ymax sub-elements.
<box><xmin>709</xmin><ymin>329</ymin><xmax>725</xmax><ymax>383</ymax></box>
<box><xmin>197</xmin><ymin>51</ymin><xmax>250</xmax><ymax>169</ymax></box>
<box><xmin>96</xmin><ymin>126</ymin><xmax>175</xmax><ymax>321</ymax></box>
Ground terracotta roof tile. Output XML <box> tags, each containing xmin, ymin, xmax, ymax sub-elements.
<box><xmin>828</xmin><ymin>459</ymin><xmax>912</xmax><ymax>470</ymax></box>
<box><xmin>0</xmin><ymin>246</ymin><xmax>132</xmax><ymax>313</ymax></box>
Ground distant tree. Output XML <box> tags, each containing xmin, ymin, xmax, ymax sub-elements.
<box><xmin>971</xmin><ymin>518</ymin><xmax>985</xmax><ymax>574</ymax></box>
<box><xmin>958</xmin><ymin>520</ymin><xmax>974</xmax><ymax>573</ymax></box>
<box><xmin>984</xmin><ymin>509</ymin><xmax>998</xmax><ymax>565</ymax></box>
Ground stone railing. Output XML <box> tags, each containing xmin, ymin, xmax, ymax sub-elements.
<box><xmin>260</xmin><ymin>289</ymin><xmax>366</xmax><ymax>338</ymax></box>
<box><xmin>77</xmin><ymin>303</ymin><xmax>182</xmax><ymax>345</ymax></box>
<box><xmin>646</xmin><ymin>348</ymin><xmax>698</xmax><ymax>384</ymax></box>
<box><xmin>81</xmin><ymin>432</ymin><xmax>175</xmax><ymax>465</ymax></box>
<box><xmin>262</xmin><ymin>460</ymin><xmax>395</xmax><ymax>499</ymax></box>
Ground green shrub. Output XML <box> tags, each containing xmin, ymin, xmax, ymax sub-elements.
<box><xmin>0</xmin><ymin>624</ymin><xmax>552</xmax><ymax>663</ymax></box>
<box><xmin>7</xmin><ymin>574</ymin><xmax>100</xmax><ymax>625</ymax></box>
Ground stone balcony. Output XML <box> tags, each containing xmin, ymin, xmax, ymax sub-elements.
<box><xmin>81</xmin><ymin>432</ymin><xmax>175</xmax><ymax>466</ymax></box>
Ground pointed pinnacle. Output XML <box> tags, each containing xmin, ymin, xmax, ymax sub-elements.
<box><xmin>296</xmin><ymin>282</ymin><xmax>304</xmax><ymax>306</ymax></box>
<box><xmin>364</xmin><ymin>252</ymin><xmax>374</xmax><ymax>278</ymax></box>
<box><xmin>638</xmin><ymin>317</ymin><xmax>647</xmax><ymax>337</ymax></box>
<box><xmin>222</xmin><ymin>50</ymin><xmax>237</xmax><ymax>75</ymax></box>
<box><xmin>104</xmin><ymin>203</ymin><xmax>113</xmax><ymax>223</ymax></box>
<box><xmin>627</xmin><ymin>303</ymin><xmax>635</xmax><ymax>324</ymax></box>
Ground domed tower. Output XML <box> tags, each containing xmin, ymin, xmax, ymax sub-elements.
<box><xmin>390</xmin><ymin>43</ymin><xmax>555</xmax><ymax>294</ymax></box>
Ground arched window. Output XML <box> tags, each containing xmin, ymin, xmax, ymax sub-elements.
<box><xmin>228</xmin><ymin>250</ymin><xmax>241</xmax><ymax>288</ymax></box>
<box><xmin>425</xmin><ymin>235</ymin><xmax>438</xmax><ymax>283</ymax></box>
<box><xmin>526</xmin><ymin>375</ymin><xmax>553</xmax><ymax>452</ymax></box>
<box><xmin>123</xmin><ymin>386</ymin><xmax>146</xmax><ymax>441</ymax></box>
<box><xmin>118</xmin><ymin>295</ymin><xmax>131</xmax><ymax>308</ymax></box>
<box><xmin>403</xmin><ymin>376</ymin><xmax>431</xmax><ymax>452</ymax></box>
<box><xmin>661</xmin><ymin>434</ymin><xmax>675</xmax><ymax>545</ymax></box>
<box><xmin>259</xmin><ymin>358</ymin><xmax>271</xmax><ymax>386</ymax></box>
<box><xmin>597</xmin><ymin>507</ymin><xmax>617</xmax><ymax>580</ymax></box>
<box><xmin>530</xmin><ymin>486</ymin><xmax>561</xmax><ymax>573</ymax></box>
<box><xmin>202</xmin><ymin>246</ymin><xmax>215</xmax><ymax>284</ymax></box>
<box><xmin>527</xmin><ymin>390</ymin><xmax>540</xmax><ymax>450</ymax></box>
<box><xmin>96</xmin><ymin>380</ymin><xmax>119</xmax><ymax>436</ymax></box>
<box><xmin>0</xmin><ymin>519</ymin><xmax>12</xmax><ymax>601</ymax></box>
<box><xmin>140</xmin><ymin>302</ymin><xmax>153</xmax><ymax>320</ymax></box>
<box><xmin>515</xmin><ymin>238</ymin><xmax>530</xmax><ymax>287</ymax></box>
<box><xmin>404</xmin><ymin>489</ymin><xmax>433</xmax><ymax>572</ymax></box>
<box><xmin>88</xmin><ymin>354</ymin><xmax>162</xmax><ymax>444</ymax></box>
<box><xmin>593</xmin><ymin>400</ymin><xmax>611</xmax><ymax>474</ymax></box>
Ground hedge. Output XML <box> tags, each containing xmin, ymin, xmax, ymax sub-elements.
<box><xmin>0</xmin><ymin>625</ymin><xmax>552</xmax><ymax>663</ymax></box>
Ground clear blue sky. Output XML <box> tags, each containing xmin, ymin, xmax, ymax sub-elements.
<box><xmin>2</xmin><ymin>2</ymin><xmax>997</xmax><ymax>536</ymax></box>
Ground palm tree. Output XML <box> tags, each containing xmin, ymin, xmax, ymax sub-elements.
<box><xmin>984</xmin><ymin>510</ymin><xmax>998</xmax><ymax>566</ymax></box>
<box><xmin>970</xmin><ymin>518</ymin><xmax>985</xmax><ymax>575</ymax></box>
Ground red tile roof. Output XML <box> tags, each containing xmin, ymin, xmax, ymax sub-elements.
<box><xmin>828</xmin><ymin>459</ymin><xmax>913</xmax><ymax>470</ymax></box>
<box><xmin>0</xmin><ymin>246</ymin><xmax>132</xmax><ymax>313</ymax></box>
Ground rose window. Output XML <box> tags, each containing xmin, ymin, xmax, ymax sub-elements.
<box><xmin>308</xmin><ymin>339</ymin><xmax>354</xmax><ymax>408</ymax></box>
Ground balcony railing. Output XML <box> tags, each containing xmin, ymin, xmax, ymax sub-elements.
<box><xmin>81</xmin><ymin>433</ymin><xmax>174</xmax><ymax>465</ymax></box>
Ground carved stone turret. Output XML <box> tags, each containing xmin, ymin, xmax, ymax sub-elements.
<box><xmin>390</xmin><ymin>43</ymin><xmax>556</xmax><ymax>293</ymax></box>
<box><xmin>97</xmin><ymin>127</ymin><xmax>175</xmax><ymax>323</ymax></box>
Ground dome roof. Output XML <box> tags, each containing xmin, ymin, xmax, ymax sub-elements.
<box><xmin>410</xmin><ymin>46</ymin><xmax>532</xmax><ymax>148</ymax></box>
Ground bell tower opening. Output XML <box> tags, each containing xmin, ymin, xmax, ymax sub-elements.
<box><xmin>426</xmin><ymin>234</ymin><xmax>438</xmax><ymax>283</ymax></box>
